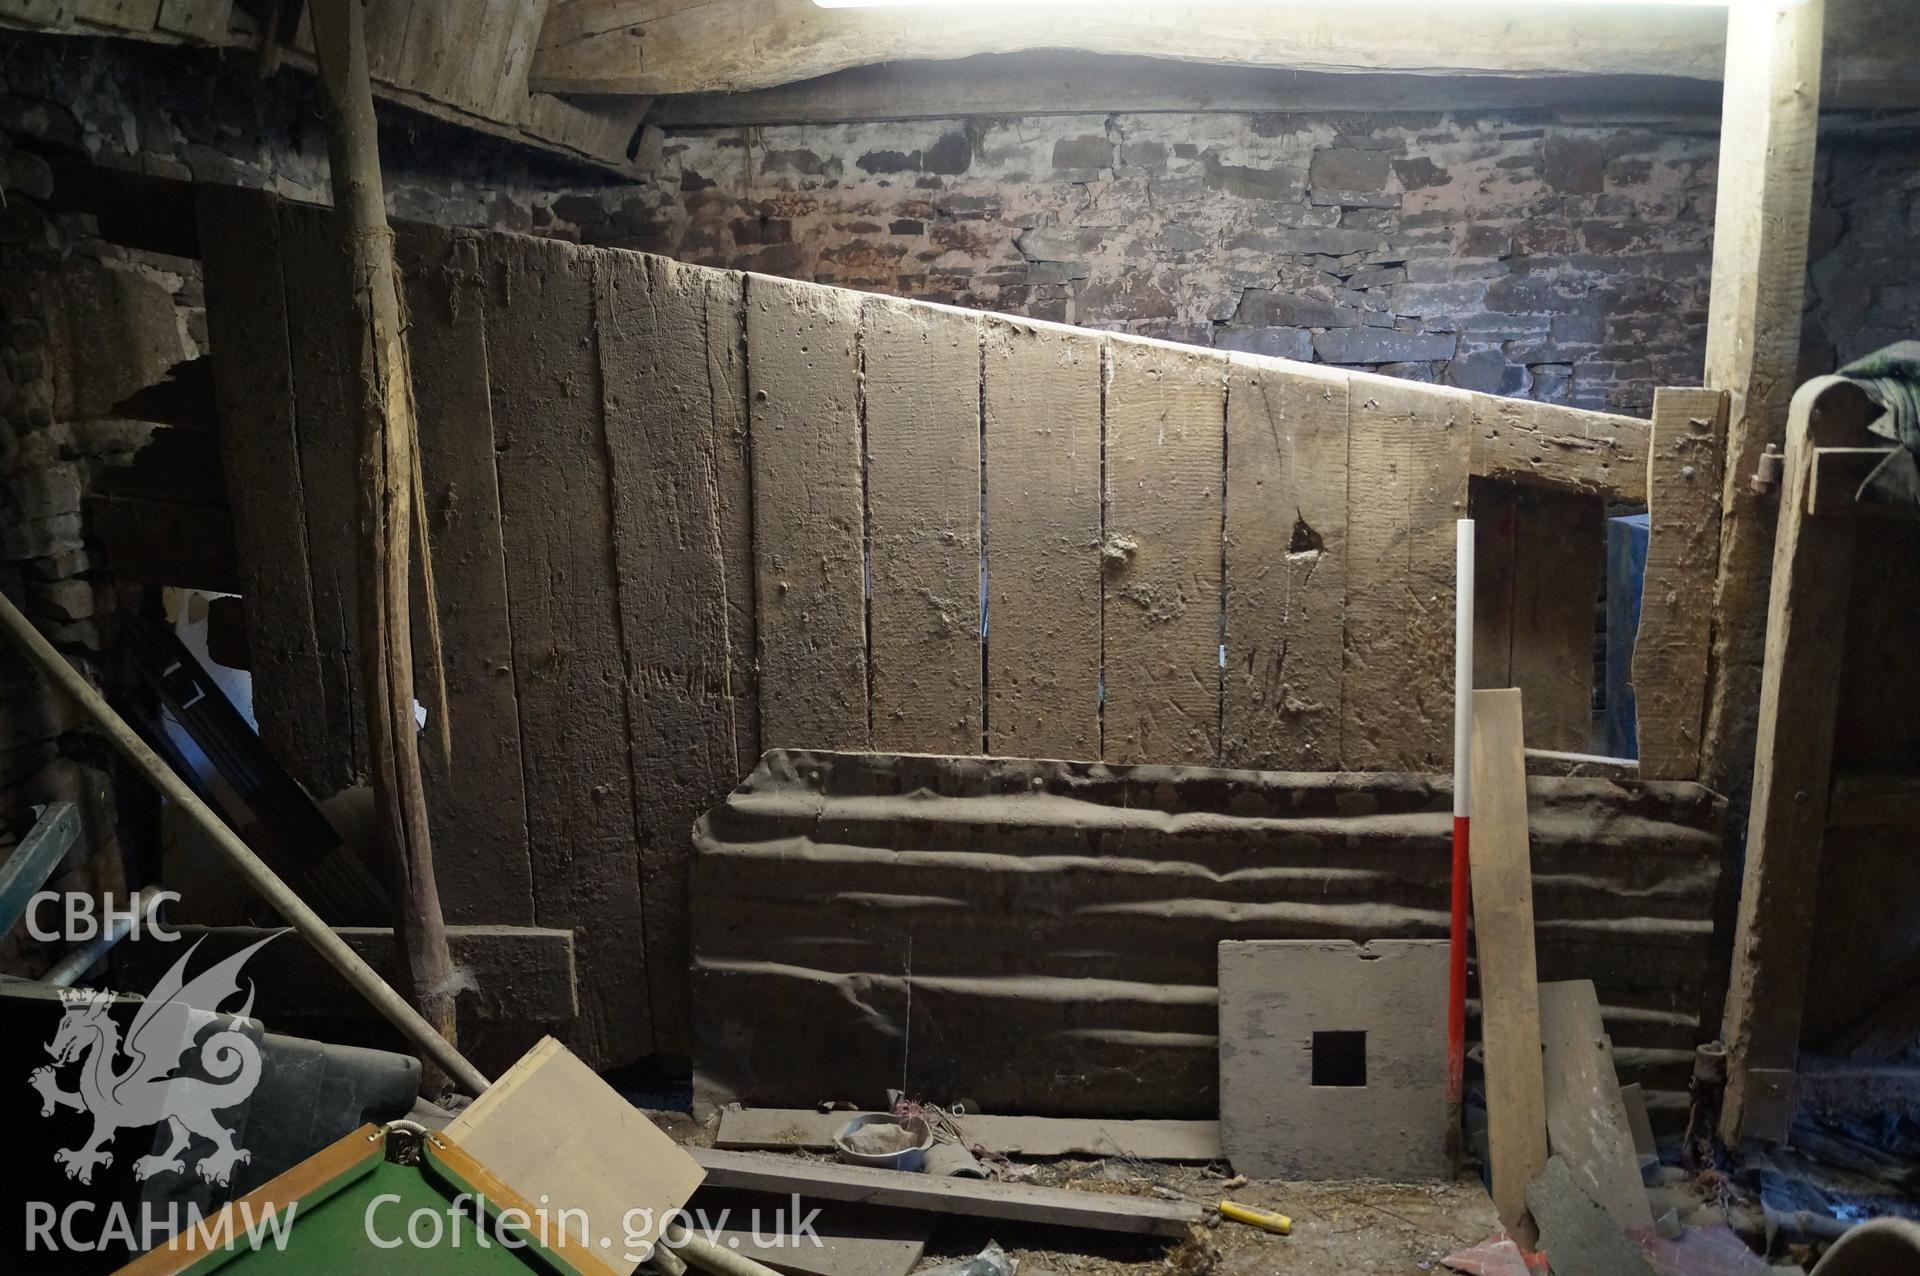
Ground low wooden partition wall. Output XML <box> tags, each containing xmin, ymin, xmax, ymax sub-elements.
<box><xmin>199</xmin><ymin>186</ymin><xmax>1711</xmax><ymax>1065</ymax></box>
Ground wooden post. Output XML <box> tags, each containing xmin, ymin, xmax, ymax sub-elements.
<box><xmin>1698</xmin><ymin>0</ymin><xmax>1825</xmax><ymax>798</ymax></box>
<box><xmin>1633</xmin><ymin>388</ymin><xmax>1730</xmax><ymax>780</ymax></box>
<box><xmin>309</xmin><ymin>0</ymin><xmax>460</xmax><ymax>1081</ymax></box>
<box><xmin>1718</xmin><ymin>377</ymin><xmax>1870</xmax><ymax>1144</ymax></box>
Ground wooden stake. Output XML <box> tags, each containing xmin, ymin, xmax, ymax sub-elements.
<box><xmin>309</xmin><ymin>0</ymin><xmax>459</xmax><ymax>1085</ymax></box>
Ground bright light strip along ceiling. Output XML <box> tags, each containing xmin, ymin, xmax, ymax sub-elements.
<box><xmin>815</xmin><ymin>0</ymin><xmax>1735</xmax><ymax>7</ymax></box>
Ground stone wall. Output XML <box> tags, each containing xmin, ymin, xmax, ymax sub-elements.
<box><xmin>591</xmin><ymin>113</ymin><xmax>1722</xmax><ymax>414</ymax></box>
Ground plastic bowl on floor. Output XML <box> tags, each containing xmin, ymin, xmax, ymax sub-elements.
<box><xmin>832</xmin><ymin>1113</ymin><xmax>934</xmax><ymax>1172</ymax></box>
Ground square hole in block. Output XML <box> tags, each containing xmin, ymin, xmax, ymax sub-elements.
<box><xmin>1311</xmin><ymin>1030</ymin><xmax>1367</xmax><ymax>1087</ymax></box>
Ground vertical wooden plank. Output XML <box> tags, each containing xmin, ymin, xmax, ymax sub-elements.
<box><xmin>982</xmin><ymin>316</ymin><xmax>1101</xmax><ymax>761</ymax></box>
<box><xmin>746</xmin><ymin>274</ymin><xmax>868</xmax><ymax>751</ymax></box>
<box><xmin>1538</xmin><ymin>980</ymin><xmax>1655</xmax><ymax>1235</ymax></box>
<box><xmin>1470</xmin><ymin>478</ymin><xmax>1518</xmax><ymax>693</ymax></box>
<box><xmin>707</xmin><ymin>271</ymin><xmax>759</xmax><ymax>774</ymax></box>
<box><xmin>1469</xmin><ymin>687</ymin><xmax>1549</xmax><ymax>1245</ymax></box>
<box><xmin>1634</xmin><ymin>387</ymin><xmax>1730</xmax><ymax>780</ymax></box>
<box><xmin>596</xmin><ymin>250</ymin><xmax>741</xmax><ymax>1059</ymax></box>
<box><xmin>1342</xmin><ymin>379</ymin><xmax>1470</xmax><ymax>771</ymax></box>
<box><xmin>863</xmin><ymin>296</ymin><xmax>981</xmax><ymax>754</ymax></box>
<box><xmin>1508</xmin><ymin>488</ymin><xmax>1604</xmax><ymax>753</ymax></box>
<box><xmin>393</xmin><ymin>222</ymin><xmax>533</xmax><ymax>928</ymax></box>
<box><xmin>1700</xmin><ymin>0</ymin><xmax>1824</xmax><ymax>794</ymax></box>
<box><xmin>1720</xmin><ymin>378</ymin><xmax>1862</xmax><ymax>1144</ymax></box>
<box><xmin>1102</xmin><ymin>338</ymin><xmax>1225</xmax><ymax>766</ymax></box>
<box><xmin>196</xmin><ymin>186</ymin><xmax>331</xmax><ymax>798</ymax></box>
<box><xmin>1221</xmin><ymin>357</ymin><xmax>1347</xmax><ymax>770</ymax></box>
<box><xmin>486</xmin><ymin>234</ymin><xmax>651</xmax><ymax>1065</ymax></box>
<box><xmin>276</xmin><ymin>200</ymin><xmax>364</xmax><ymax>794</ymax></box>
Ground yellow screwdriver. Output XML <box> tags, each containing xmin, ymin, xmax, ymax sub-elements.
<box><xmin>1219</xmin><ymin>1201</ymin><xmax>1292</xmax><ymax>1235</ymax></box>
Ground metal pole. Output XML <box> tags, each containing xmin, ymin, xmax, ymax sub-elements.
<box><xmin>0</xmin><ymin>590</ymin><xmax>491</xmax><ymax>1095</ymax></box>
<box><xmin>1447</xmin><ymin>518</ymin><xmax>1474</xmax><ymax>1159</ymax></box>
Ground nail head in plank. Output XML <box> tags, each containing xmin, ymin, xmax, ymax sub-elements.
<box><xmin>487</xmin><ymin>234</ymin><xmax>653</xmax><ymax>1065</ymax></box>
<box><xmin>982</xmin><ymin>316</ymin><xmax>1102</xmax><ymax>760</ymax></box>
<box><xmin>1102</xmin><ymin>336</ymin><xmax>1226</xmax><ymax>765</ymax></box>
<box><xmin>746</xmin><ymin>274</ymin><xmax>869</xmax><ymax>750</ymax></box>
<box><xmin>1469</xmin><ymin>687</ymin><xmax>1549</xmax><ymax>1243</ymax></box>
<box><xmin>863</xmin><ymin>295</ymin><xmax>982</xmax><ymax>754</ymax></box>
<box><xmin>1221</xmin><ymin>357</ymin><xmax>1347</xmax><ymax>770</ymax></box>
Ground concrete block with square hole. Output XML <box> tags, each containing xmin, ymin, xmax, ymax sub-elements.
<box><xmin>1219</xmin><ymin>938</ymin><xmax>1451</xmax><ymax>1180</ymax></box>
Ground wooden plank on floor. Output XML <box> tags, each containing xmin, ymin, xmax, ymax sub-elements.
<box><xmin>394</xmin><ymin>223</ymin><xmax>534</xmax><ymax>929</ymax></box>
<box><xmin>1221</xmin><ymin>357</ymin><xmax>1348</xmax><ymax>769</ymax></box>
<box><xmin>1526</xmin><ymin>1155</ymin><xmax>1656</xmax><ymax>1276</ymax></box>
<box><xmin>1469</xmin><ymin>687</ymin><xmax>1549</xmax><ymax>1244</ymax></box>
<box><xmin>1343</xmin><ymin>380</ymin><xmax>1471</xmax><ymax>771</ymax></box>
<box><xmin>1539</xmin><ymin>979</ymin><xmax>1655</xmax><ymax>1235</ymax></box>
<box><xmin>704</xmin><ymin>270</ymin><xmax>759</xmax><ymax>776</ymax></box>
<box><xmin>714</xmin><ymin>1109</ymin><xmax>1221</xmax><ymax>1161</ymax></box>
<box><xmin>486</xmin><ymin>234</ymin><xmax>652</xmax><ymax>1066</ymax></box>
<box><xmin>1508</xmin><ymin>487</ymin><xmax>1603</xmax><ymax>753</ymax></box>
<box><xmin>195</xmin><ymin>185</ymin><xmax>331</xmax><ymax>796</ymax></box>
<box><xmin>596</xmin><ymin>250</ymin><xmax>742</xmax><ymax>1060</ymax></box>
<box><xmin>746</xmin><ymin>274</ymin><xmax>868</xmax><ymax>751</ymax></box>
<box><xmin>1102</xmin><ymin>337</ymin><xmax>1225</xmax><ymax>765</ymax></box>
<box><xmin>862</xmin><ymin>295</ymin><xmax>981</xmax><ymax>754</ymax></box>
<box><xmin>276</xmin><ymin>200</ymin><xmax>364</xmax><ymax>795</ymax></box>
<box><xmin>699</xmin><ymin>1196</ymin><xmax>928</xmax><ymax>1276</ymax></box>
<box><xmin>981</xmin><ymin>316</ymin><xmax>1102</xmax><ymax>760</ymax></box>
<box><xmin>1633</xmin><ymin>387</ymin><xmax>1730</xmax><ymax>780</ymax></box>
<box><xmin>689</xmin><ymin>1148</ymin><xmax>1202</xmax><ymax>1238</ymax></box>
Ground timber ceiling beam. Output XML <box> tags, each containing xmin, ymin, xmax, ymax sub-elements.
<box><xmin>530</xmin><ymin>0</ymin><xmax>1732</xmax><ymax>97</ymax></box>
<box><xmin>533</xmin><ymin>0</ymin><xmax>1920</xmax><ymax>111</ymax></box>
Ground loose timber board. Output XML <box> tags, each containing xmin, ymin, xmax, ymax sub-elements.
<box><xmin>747</xmin><ymin>274</ymin><xmax>868</xmax><ymax>750</ymax></box>
<box><xmin>1102</xmin><ymin>337</ymin><xmax>1225</xmax><ymax>765</ymax></box>
<box><xmin>982</xmin><ymin>316</ymin><xmax>1102</xmax><ymax>760</ymax></box>
<box><xmin>1469</xmin><ymin>688</ymin><xmax>1549</xmax><ymax>1243</ymax></box>
<box><xmin>863</xmin><ymin>295</ymin><xmax>982</xmax><ymax>754</ymax></box>
<box><xmin>1538</xmin><ymin>979</ymin><xmax>1654</xmax><ymax>1235</ymax></box>
<box><xmin>714</xmin><ymin>1109</ymin><xmax>1221</xmax><ymax>1161</ymax></box>
<box><xmin>689</xmin><ymin>1148</ymin><xmax>1201</xmax><ymax>1237</ymax></box>
<box><xmin>1221</xmin><ymin>356</ymin><xmax>1347</xmax><ymax>769</ymax></box>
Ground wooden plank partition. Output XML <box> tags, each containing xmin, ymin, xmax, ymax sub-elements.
<box><xmin>201</xmin><ymin>191</ymin><xmax>1663</xmax><ymax>1065</ymax></box>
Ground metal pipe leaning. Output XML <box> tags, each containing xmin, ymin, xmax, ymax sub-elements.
<box><xmin>0</xmin><ymin>588</ymin><xmax>491</xmax><ymax>1096</ymax></box>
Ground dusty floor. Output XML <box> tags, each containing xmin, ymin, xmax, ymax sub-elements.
<box><xmin>655</xmin><ymin>1111</ymin><xmax>1501</xmax><ymax>1274</ymax></box>
<box><xmin>933</xmin><ymin>1170</ymin><xmax>1498</xmax><ymax>1275</ymax></box>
